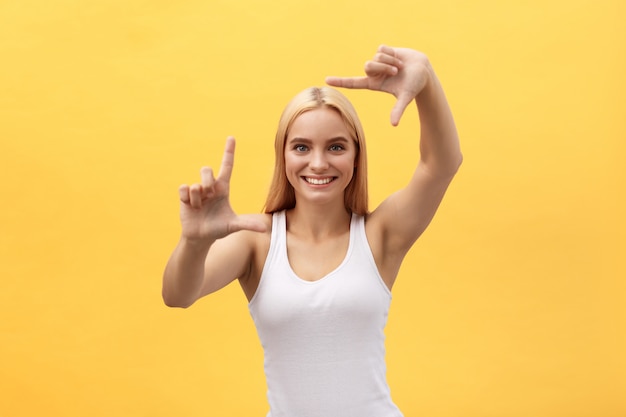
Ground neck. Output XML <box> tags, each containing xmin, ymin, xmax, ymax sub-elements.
<box><xmin>286</xmin><ymin>203</ymin><xmax>351</xmax><ymax>240</ymax></box>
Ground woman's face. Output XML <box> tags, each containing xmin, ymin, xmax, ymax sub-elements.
<box><xmin>284</xmin><ymin>107</ymin><xmax>357</xmax><ymax>207</ymax></box>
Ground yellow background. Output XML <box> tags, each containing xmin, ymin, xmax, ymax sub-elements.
<box><xmin>1</xmin><ymin>0</ymin><xmax>624</xmax><ymax>416</ymax></box>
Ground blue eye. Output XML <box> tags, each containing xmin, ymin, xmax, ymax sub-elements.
<box><xmin>329</xmin><ymin>144</ymin><xmax>345</xmax><ymax>151</ymax></box>
<box><xmin>294</xmin><ymin>144</ymin><xmax>308</xmax><ymax>152</ymax></box>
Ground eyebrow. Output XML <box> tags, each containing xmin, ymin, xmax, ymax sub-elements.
<box><xmin>288</xmin><ymin>136</ymin><xmax>351</xmax><ymax>144</ymax></box>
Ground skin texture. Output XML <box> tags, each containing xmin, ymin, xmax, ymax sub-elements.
<box><xmin>162</xmin><ymin>45</ymin><xmax>462</xmax><ymax>307</ymax></box>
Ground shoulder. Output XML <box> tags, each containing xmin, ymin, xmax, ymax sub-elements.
<box><xmin>208</xmin><ymin>213</ymin><xmax>273</xmax><ymax>271</ymax></box>
<box><xmin>363</xmin><ymin>207</ymin><xmax>408</xmax><ymax>290</ymax></box>
<box><xmin>238</xmin><ymin>213</ymin><xmax>273</xmax><ymax>300</ymax></box>
<box><xmin>363</xmin><ymin>210</ymin><xmax>385</xmax><ymax>253</ymax></box>
<box><xmin>252</xmin><ymin>212</ymin><xmax>274</xmax><ymax>231</ymax></box>
<box><xmin>240</xmin><ymin>213</ymin><xmax>273</xmax><ymax>247</ymax></box>
<box><xmin>241</xmin><ymin>213</ymin><xmax>273</xmax><ymax>265</ymax></box>
<box><xmin>364</xmin><ymin>192</ymin><xmax>420</xmax><ymax>257</ymax></box>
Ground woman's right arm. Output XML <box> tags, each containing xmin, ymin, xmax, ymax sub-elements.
<box><xmin>162</xmin><ymin>137</ymin><xmax>267</xmax><ymax>308</ymax></box>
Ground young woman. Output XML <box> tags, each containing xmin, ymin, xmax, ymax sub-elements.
<box><xmin>163</xmin><ymin>45</ymin><xmax>462</xmax><ymax>417</ymax></box>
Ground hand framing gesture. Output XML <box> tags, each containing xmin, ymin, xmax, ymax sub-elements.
<box><xmin>178</xmin><ymin>137</ymin><xmax>266</xmax><ymax>242</ymax></box>
<box><xmin>326</xmin><ymin>45</ymin><xmax>433</xmax><ymax>126</ymax></box>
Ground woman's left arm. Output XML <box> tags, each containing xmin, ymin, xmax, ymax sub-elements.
<box><xmin>326</xmin><ymin>45</ymin><xmax>462</xmax><ymax>255</ymax></box>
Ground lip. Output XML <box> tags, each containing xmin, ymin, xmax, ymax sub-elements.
<box><xmin>302</xmin><ymin>176</ymin><xmax>336</xmax><ymax>185</ymax></box>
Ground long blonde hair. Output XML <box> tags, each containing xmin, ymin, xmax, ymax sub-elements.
<box><xmin>263</xmin><ymin>87</ymin><xmax>368</xmax><ymax>215</ymax></box>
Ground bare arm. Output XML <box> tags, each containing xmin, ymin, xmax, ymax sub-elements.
<box><xmin>162</xmin><ymin>137</ymin><xmax>266</xmax><ymax>308</ymax></box>
<box><xmin>327</xmin><ymin>46</ymin><xmax>462</xmax><ymax>272</ymax></box>
<box><xmin>377</xmin><ymin>51</ymin><xmax>462</xmax><ymax>253</ymax></box>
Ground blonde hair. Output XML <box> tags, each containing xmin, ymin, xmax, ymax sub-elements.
<box><xmin>263</xmin><ymin>87</ymin><xmax>368</xmax><ymax>215</ymax></box>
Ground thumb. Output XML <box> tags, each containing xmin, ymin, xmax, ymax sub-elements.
<box><xmin>229</xmin><ymin>215</ymin><xmax>268</xmax><ymax>234</ymax></box>
<box><xmin>390</xmin><ymin>93</ymin><xmax>414</xmax><ymax>126</ymax></box>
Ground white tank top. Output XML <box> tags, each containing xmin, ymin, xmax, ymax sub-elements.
<box><xmin>248</xmin><ymin>211</ymin><xmax>403</xmax><ymax>417</ymax></box>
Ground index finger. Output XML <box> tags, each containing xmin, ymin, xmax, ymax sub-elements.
<box><xmin>217</xmin><ymin>136</ymin><xmax>236</xmax><ymax>182</ymax></box>
<box><xmin>325</xmin><ymin>76</ymin><xmax>370</xmax><ymax>90</ymax></box>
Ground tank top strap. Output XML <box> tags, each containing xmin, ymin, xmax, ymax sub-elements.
<box><xmin>350</xmin><ymin>212</ymin><xmax>367</xmax><ymax>256</ymax></box>
<box><xmin>248</xmin><ymin>210</ymin><xmax>286</xmax><ymax>306</ymax></box>
<box><xmin>272</xmin><ymin>210</ymin><xmax>286</xmax><ymax>249</ymax></box>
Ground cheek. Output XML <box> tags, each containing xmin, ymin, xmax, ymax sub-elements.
<box><xmin>284</xmin><ymin>154</ymin><xmax>298</xmax><ymax>170</ymax></box>
<box><xmin>284</xmin><ymin>155</ymin><xmax>302</xmax><ymax>181</ymax></box>
<box><xmin>345</xmin><ymin>153</ymin><xmax>358</xmax><ymax>171</ymax></box>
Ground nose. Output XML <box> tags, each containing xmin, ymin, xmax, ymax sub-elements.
<box><xmin>309</xmin><ymin>150</ymin><xmax>329</xmax><ymax>171</ymax></box>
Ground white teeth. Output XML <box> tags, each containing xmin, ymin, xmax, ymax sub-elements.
<box><xmin>305</xmin><ymin>177</ymin><xmax>333</xmax><ymax>185</ymax></box>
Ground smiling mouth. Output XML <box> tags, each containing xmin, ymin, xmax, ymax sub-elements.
<box><xmin>303</xmin><ymin>177</ymin><xmax>335</xmax><ymax>185</ymax></box>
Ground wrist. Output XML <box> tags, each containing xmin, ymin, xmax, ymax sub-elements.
<box><xmin>179</xmin><ymin>235</ymin><xmax>214</xmax><ymax>253</ymax></box>
<box><xmin>416</xmin><ymin>60</ymin><xmax>436</xmax><ymax>97</ymax></box>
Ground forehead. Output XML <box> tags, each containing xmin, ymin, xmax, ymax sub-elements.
<box><xmin>287</xmin><ymin>107</ymin><xmax>351</xmax><ymax>139</ymax></box>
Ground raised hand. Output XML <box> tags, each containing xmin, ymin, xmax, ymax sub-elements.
<box><xmin>326</xmin><ymin>45</ymin><xmax>433</xmax><ymax>126</ymax></box>
<box><xmin>178</xmin><ymin>136</ymin><xmax>266</xmax><ymax>242</ymax></box>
